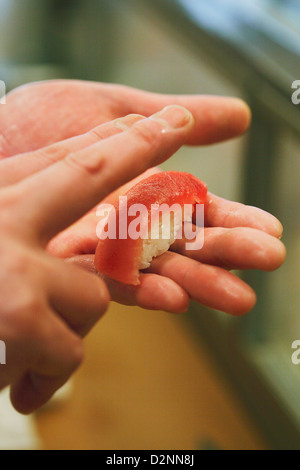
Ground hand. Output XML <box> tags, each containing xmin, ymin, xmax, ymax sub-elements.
<box><xmin>0</xmin><ymin>105</ymin><xmax>193</xmax><ymax>413</ymax></box>
<box><xmin>0</xmin><ymin>80</ymin><xmax>285</xmax><ymax>317</ymax></box>
<box><xmin>0</xmin><ymin>79</ymin><xmax>250</xmax><ymax>159</ymax></box>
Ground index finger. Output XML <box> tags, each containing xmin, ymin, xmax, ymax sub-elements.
<box><xmin>8</xmin><ymin>105</ymin><xmax>194</xmax><ymax>243</ymax></box>
<box><xmin>0</xmin><ymin>114</ymin><xmax>144</xmax><ymax>188</ymax></box>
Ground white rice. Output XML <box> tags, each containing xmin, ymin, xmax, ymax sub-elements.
<box><xmin>139</xmin><ymin>207</ymin><xmax>192</xmax><ymax>269</ymax></box>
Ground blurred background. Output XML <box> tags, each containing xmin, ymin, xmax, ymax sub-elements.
<box><xmin>0</xmin><ymin>0</ymin><xmax>300</xmax><ymax>450</ymax></box>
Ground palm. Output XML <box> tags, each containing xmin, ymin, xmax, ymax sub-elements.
<box><xmin>0</xmin><ymin>80</ymin><xmax>286</xmax><ymax>315</ymax></box>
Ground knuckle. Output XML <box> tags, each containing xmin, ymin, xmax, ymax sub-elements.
<box><xmin>0</xmin><ymin>247</ymin><xmax>40</xmax><ymax>282</ymax></box>
<box><xmin>96</xmin><ymin>278</ymin><xmax>110</xmax><ymax>315</ymax></box>
<box><xmin>6</xmin><ymin>295</ymin><xmax>44</xmax><ymax>341</ymax></box>
<box><xmin>181</xmin><ymin>267</ymin><xmax>193</xmax><ymax>286</ymax></box>
<box><xmin>0</xmin><ymin>248</ymin><xmax>51</xmax><ymax>344</ymax></box>
<box><xmin>0</xmin><ymin>190</ymin><xmax>21</xmax><ymax>224</ymax></box>
<box><xmin>113</xmin><ymin>114</ymin><xmax>144</xmax><ymax>130</ymax></box>
<box><xmin>32</xmin><ymin>327</ymin><xmax>84</xmax><ymax>376</ymax></box>
<box><xmin>22</xmin><ymin>295</ymin><xmax>43</xmax><ymax>315</ymax></box>
<box><xmin>68</xmin><ymin>337</ymin><xmax>85</xmax><ymax>369</ymax></box>
<box><xmin>90</xmin><ymin>127</ymin><xmax>106</xmax><ymax>140</ymax></box>
<box><xmin>64</xmin><ymin>150</ymin><xmax>107</xmax><ymax>177</ymax></box>
<box><xmin>0</xmin><ymin>188</ymin><xmax>36</xmax><ymax>237</ymax></box>
<box><xmin>37</xmin><ymin>145</ymin><xmax>69</xmax><ymax>165</ymax></box>
<box><xmin>132</xmin><ymin>121</ymin><xmax>161</xmax><ymax>147</ymax></box>
<box><xmin>88</xmin><ymin>277</ymin><xmax>110</xmax><ymax>323</ymax></box>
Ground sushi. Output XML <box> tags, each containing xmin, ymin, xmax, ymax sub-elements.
<box><xmin>94</xmin><ymin>171</ymin><xmax>207</xmax><ymax>285</ymax></box>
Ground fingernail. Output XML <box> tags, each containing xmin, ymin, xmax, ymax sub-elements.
<box><xmin>150</xmin><ymin>105</ymin><xmax>193</xmax><ymax>129</ymax></box>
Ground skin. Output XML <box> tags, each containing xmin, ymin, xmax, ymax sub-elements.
<box><xmin>0</xmin><ymin>80</ymin><xmax>286</xmax><ymax>414</ymax></box>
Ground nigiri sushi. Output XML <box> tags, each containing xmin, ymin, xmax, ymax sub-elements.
<box><xmin>95</xmin><ymin>171</ymin><xmax>207</xmax><ymax>285</ymax></box>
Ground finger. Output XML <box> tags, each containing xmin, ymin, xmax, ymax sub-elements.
<box><xmin>12</xmin><ymin>105</ymin><xmax>194</xmax><ymax>242</ymax></box>
<box><xmin>0</xmin><ymin>114</ymin><xmax>144</xmax><ymax>188</ymax></box>
<box><xmin>67</xmin><ymin>254</ymin><xmax>190</xmax><ymax>314</ymax></box>
<box><xmin>10</xmin><ymin>308</ymin><xmax>84</xmax><ymax>414</ymax></box>
<box><xmin>205</xmin><ymin>192</ymin><xmax>283</xmax><ymax>238</ymax></box>
<box><xmin>10</xmin><ymin>370</ymin><xmax>72</xmax><ymax>415</ymax></box>
<box><xmin>10</xmin><ymin>259</ymin><xmax>110</xmax><ymax>415</ymax></box>
<box><xmin>171</xmin><ymin>226</ymin><xmax>286</xmax><ymax>271</ymax></box>
<box><xmin>46</xmin><ymin>257</ymin><xmax>110</xmax><ymax>336</ymax></box>
<box><xmin>146</xmin><ymin>251</ymin><xmax>256</xmax><ymax>316</ymax></box>
<box><xmin>110</xmin><ymin>85</ymin><xmax>252</xmax><ymax>145</ymax></box>
<box><xmin>105</xmin><ymin>274</ymin><xmax>190</xmax><ymax>314</ymax></box>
